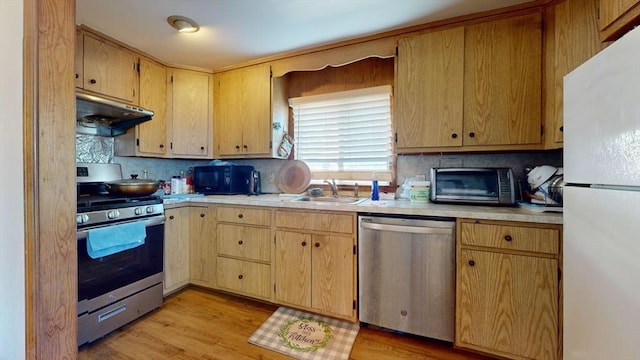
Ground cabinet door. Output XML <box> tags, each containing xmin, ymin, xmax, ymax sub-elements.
<box><xmin>464</xmin><ymin>13</ymin><xmax>542</xmax><ymax>146</ymax></box>
<box><xmin>82</xmin><ymin>35</ymin><xmax>138</xmax><ymax>103</ymax></box>
<box><xmin>396</xmin><ymin>28</ymin><xmax>464</xmax><ymax>150</ymax></box>
<box><xmin>240</xmin><ymin>64</ymin><xmax>272</xmax><ymax>156</ymax></box>
<box><xmin>274</xmin><ymin>230</ymin><xmax>312</xmax><ymax>308</ymax></box>
<box><xmin>164</xmin><ymin>207</ymin><xmax>190</xmax><ymax>294</ymax></box>
<box><xmin>311</xmin><ymin>234</ymin><xmax>355</xmax><ymax>318</ymax></box>
<box><xmin>189</xmin><ymin>206</ymin><xmax>215</xmax><ymax>287</ymax></box>
<box><xmin>75</xmin><ymin>32</ymin><xmax>83</xmax><ymax>88</ymax></box>
<box><xmin>550</xmin><ymin>0</ymin><xmax>604</xmax><ymax>145</ymax></box>
<box><xmin>456</xmin><ymin>249</ymin><xmax>558</xmax><ymax>359</ymax></box>
<box><xmin>137</xmin><ymin>57</ymin><xmax>168</xmax><ymax>155</ymax></box>
<box><xmin>213</xmin><ymin>70</ymin><xmax>245</xmax><ymax>156</ymax></box>
<box><xmin>599</xmin><ymin>0</ymin><xmax>640</xmax><ymax>40</ymax></box>
<box><xmin>170</xmin><ymin>69</ymin><xmax>212</xmax><ymax>157</ymax></box>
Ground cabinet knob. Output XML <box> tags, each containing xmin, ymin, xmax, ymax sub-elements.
<box><xmin>238</xmin><ymin>213</ymin><xmax>243</xmax><ymax>219</ymax></box>
<box><xmin>238</xmin><ymin>240</ymin><xmax>243</xmax><ymax>245</ymax></box>
<box><xmin>559</xmin><ymin>126</ymin><xmax>564</xmax><ymax>132</ymax></box>
<box><xmin>200</xmin><ymin>213</ymin><xmax>205</xmax><ymax>218</ymax></box>
<box><xmin>468</xmin><ymin>260</ymin><xmax>476</xmax><ymax>266</ymax></box>
<box><xmin>469</xmin><ymin>132</ymin><xmax>475</xmax><ymax>138</ymax></box>
<box><xmin>451</xmin><ymin>133</ymin><xmax>458</xmax><ymax>139</ymax></box>
<box><xmin>159</xmin><ymin>144</ymin><xmax>164</xmax><ymax>148</ymax></box>
<box><xmin>200</xmin><ymin>146</ymin><xmax>205</xmax><ymax>150</ymax></box>
<box><xmin>238</xmin><ymin>274</ymin><xmax>243</xmax><ymax>280</ymax></box>
<box><xmin>89</xmin><ymin>79</ymin><xmax>97</xmax><ymax>84</ymax></box>
<box><xmin>235</xmin><ymin>145</ymin><xmax>240</xmax><ymax>150</ymax></box>
<box><xmin>315</xmin><ymin>242</ymin><xmax>320</xmax><ymax>248</ymax></box>
<box><xmin>301</xmin><ymin>241</ymin><xmax>307</xmax><ymax>246</ymax></box>
<box><xmin>504</xmin><ymin>235</ymin><xmax>512</xmax><ymax>242</ymax></box>
<box><xmin>169</xmin><ymin>215</ymin><xmax>174</xmax><ymax>220</ymax></box>
<box><xmin>75</xmin><ymin>73</ymin><xmax>79</xmax><ymax>79</ymax></box>
<box><xmin>243</xmin><ymin>145</ymin><xmax>248</xmax><ymax>149</ymax></box>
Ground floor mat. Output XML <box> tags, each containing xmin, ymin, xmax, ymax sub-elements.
<box><xmin>248</xmin><ymin>306</ymin><xmax>359</xmax><ymax>360</ymax></box>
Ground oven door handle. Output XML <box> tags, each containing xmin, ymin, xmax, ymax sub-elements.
<box><xmin>76</xmin><ymin>215</ymin><xmax>165</xmax><ymax>239</ymax></box>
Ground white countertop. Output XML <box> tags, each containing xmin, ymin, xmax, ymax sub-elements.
<box><xmin>163</xmin><ymin>194</ymin><xmax>563</xmax><ymax>225</ymax></box>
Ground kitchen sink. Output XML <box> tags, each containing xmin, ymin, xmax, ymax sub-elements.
<box><xmin>289</xmin><ymin>196</ymin><xmax>368</xmax><ymax>205</ymax></box>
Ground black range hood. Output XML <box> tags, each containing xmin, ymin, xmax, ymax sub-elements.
<box><xmin>76</xmin><ymin>90</ymin><xmax>154</xmax><ymax>136</ymax></box>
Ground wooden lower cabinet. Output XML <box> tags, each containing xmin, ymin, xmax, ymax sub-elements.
<box><xmin>274</xmin><ymin>210</ymin><xmax>357</xmax><ymax>322</ymax></box>
<box><xmin>164</xmin><ymin>207</ymin><xmax>191</xmax><ymax>295</ymax></box>
<box><xmin>189</xmin><ymin>205</ymin><xmax>215</xmax><ymax>288</ymax></box>
<box><xmin>455</xmin><ymin>219</ymin><xmax>561</xmax><ymax>360</ymax></box>
<box><xmin>214</xmin><ymin>206</ymin><xmax>272</xmax><ymax>300</ymax></box>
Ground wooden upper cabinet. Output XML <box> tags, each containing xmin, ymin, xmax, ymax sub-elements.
<box><xmin>214</xmin><ymin>64</ymin><xmax>272</xmax><ymax>158</ymax></box>
<box><xmin>170</xmin><ymin>69</ymin><xmax>213</xmax><ymax>158</ymax></box>
<box><xmin>546</xmin><ymin>0</ymin><xmax>604</xmax><ymax>147</ymax></box>
<box><xmin>137</xmin><ymin>57</ymin><xmax>168</xmax><ymax>156</ymax></box>
<box><xmin>75</xmin><ymin>31</ymin><xmax>84</xmax><ymax>88</ymax></box>
<box><xmin>464</xmin><ymin>12</ymin><xmax>542</xmax><ymax>147</ymax></box>
<box><xmin>396</xmin><ymin>27</ymin><xmax>465</xmax><ymax>150</ymax></box>
<box><xmin>599</xmin><ymin>0</ymin><xmax>640</xmax><ymax>40</ymax></box>
<box><xmin>81</xmin><ymin>34</ymin><xmax>138</xmax><ymax>103</ymax></box>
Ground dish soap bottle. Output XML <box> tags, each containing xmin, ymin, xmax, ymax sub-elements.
<box><xmin>371</xmin><ymin>180</ymin><xmax>379</xmax><ymax>201</ymax></box>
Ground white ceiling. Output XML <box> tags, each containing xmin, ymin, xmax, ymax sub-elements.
<box><xmin>77</xmin><ymin>0</ymin><xmax>533</xmax><ymax>71</ymax></box>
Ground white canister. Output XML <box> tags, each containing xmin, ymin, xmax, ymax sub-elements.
<box><xmin>170</xmin><ymin>176</ymin><xmax>183</xmax><ymax>195</ymax></box>
<box><xmin>409</xmin><ymin>181</ymin><xmax>430</xmax><ymax>202</ymax></box>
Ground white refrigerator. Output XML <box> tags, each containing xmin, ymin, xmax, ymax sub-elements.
<box><xmin>563</xmin><ymin>26</ymin><xmax>640</xmax><ymax>359</ymax></box>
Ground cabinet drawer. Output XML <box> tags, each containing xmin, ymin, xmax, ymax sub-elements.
<box><xmin>275</xmin><ymin>210</ymin><xmax>354</xmax><ymax>234</ymax></box>
<box><xmin>217</xmin><ymin>224</ymin><xmax>271</xmax><ymax>262</ymax></box>
<box><xmin>216</xmin><ymin>257</ymin><xmax>271</xmax><ymax>299</ymax></box>
<box><xmin>460</xmin><ymin>222</ymin><xmax>559</xmax><ymax>255</ymax></box>
<box><xmin>216</xmin><ymin>206</ymin><xmax>271</xmax><ymax>226</ymax></box>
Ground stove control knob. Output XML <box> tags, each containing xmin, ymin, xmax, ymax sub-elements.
<box><xmin>107</xmin><ymin>210</ymin><xmax>120</xmax><ymax>219</ymax></box>
<box><xmin>146</xmin><ymin>206</ymin><xmax>156</xmax><ymax>214</ymax></box>
<box><xmin>134</xmin><ymin>207</ymin><xmax>144</xmax><ymax>215</ymax></box>
<box><xmin>76</xmin><ymin>214</ymin><xmax>89</xmax><ymax>224</ymax></box>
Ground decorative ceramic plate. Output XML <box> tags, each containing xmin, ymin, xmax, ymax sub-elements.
<box><xmin>276</xmin><ymin>160</ymin><xmax>311</xmax><ymax>194</ymax></box>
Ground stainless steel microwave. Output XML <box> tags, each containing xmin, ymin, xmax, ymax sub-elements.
<box><xmin>193</xmin><ymin>165</ymin><xmax>254</xmax><ymax>195</ymax></box>
<box><xmin>430</xmin><ymin>167</ymin><xmax>516</xmax><ymax>206</ymax></box>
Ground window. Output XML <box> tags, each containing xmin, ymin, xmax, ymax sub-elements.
<box><xmin>289</xmin><ymin>85</ymin><xmax>393</xmax><ymax>183</ymax></box>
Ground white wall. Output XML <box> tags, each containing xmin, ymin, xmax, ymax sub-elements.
<box><xmin>0</xmin><ymin>1</ymin><xmax>26</xmax><ymax>359</ymax></box>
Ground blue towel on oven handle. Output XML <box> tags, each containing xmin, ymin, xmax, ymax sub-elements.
<box><xmin>87</xmin><ymin>221</ymin><xmax>147</xmax><ymax>259</ymax></box>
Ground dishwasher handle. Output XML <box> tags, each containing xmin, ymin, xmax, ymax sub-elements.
<box><xmin>360</xmin><ymin>221</ymin><xmax>453</xmax><ymax>235</ymax></box>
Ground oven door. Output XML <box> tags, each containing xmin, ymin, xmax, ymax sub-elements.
<box><xmin>77</xmin><ymin>216</ymin><xmax>164</xmax><ymax>314</ymax></box>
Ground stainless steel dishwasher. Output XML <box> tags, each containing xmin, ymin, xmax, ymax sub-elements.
<box><xmin>358</xmin><ymin>214</ymin><xmax>455</xmax><ymax>342</ymax></box>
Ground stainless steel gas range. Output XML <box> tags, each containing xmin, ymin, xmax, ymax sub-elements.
<box><xmin>76</xmin><ymin>163</ymin><xmax>164</xmax><ymax>346</ymax></box>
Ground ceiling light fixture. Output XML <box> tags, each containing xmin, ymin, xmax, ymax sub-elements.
<box><xmin>167</xmin><ymin>15</ymin><xmax>200</xmax><ymax>33</ymax></box>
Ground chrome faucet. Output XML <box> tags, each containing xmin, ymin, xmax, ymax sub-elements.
<box><xmin>324</xmin><ymin>179</ymin><xmax>338</xmax><ymax>196</ymax></box>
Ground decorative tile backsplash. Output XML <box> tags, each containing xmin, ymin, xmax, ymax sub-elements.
<box><xmin>77</xmin><ymin>134</ymin><xmax>562</xmax><ymax>195</ymax></box>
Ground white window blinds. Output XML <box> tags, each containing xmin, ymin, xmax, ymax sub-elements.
<box><xmin>289</xmin><ymin>85</ymin><xmax>392</xmax><ymax>174</ymax></box>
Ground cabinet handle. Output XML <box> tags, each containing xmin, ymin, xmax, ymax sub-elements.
<box><xmin>89</xmin><ymin>79</ymin><xmax>97</xmax><ymax>84</ymax></box>
<box><xmin>238</xmin><ymin>213</ymin><xmax>243</xmax><ymax>219</ymax></box>
<box><xmin>169</xmin><ymin>215</ymin><xmax>174</xmax><ymax>220</ymax></box>
<box><xmin>504</xmin><ymin>235</ymin><xmax>512</xmax><ymax>242</ymax></box>
<box><xmin>451</xmin><ymin>133</ymin><xmax>458</xmax><ymax>139</ymax></box>
<box><xmin>468</xmin><ymin>260</ymin><xmax>475</xmax><ymax>266</ymax></box>
<box><xmin>469</xmin><ymin>132</ymin><xmax>475</xmax><ymax>138</ymax></box>
<box><xmin>315</xmin><ymin>242</ymin><xmax>320</xmax><ymax>248</ymax></box>
<box><xmin>238</xmin><ymin>240</ymin><xmax>243</xmax><ymax>245</ymax></box>
<box><xmin>238</xmin><ymin>274</ymin><xmax>243</xmax><ymax>280</ymax></box>
<box><xmin>301</xmin><ymin>241</ymin><xmax>307</xmax><ymax>246</ymax></box>
<box><xmin>200</xmin><ymin>213</ymin><xmax>205</xmax><ymax>218</ymax></box>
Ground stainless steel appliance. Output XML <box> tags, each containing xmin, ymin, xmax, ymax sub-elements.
<box><xmin>76</xmin><ymin>163</ymin><xmax>164</xmax><ymax>345</ymax></box>
<box><xmin>76</xmin><ymin>90</ymin><xmax>154</xmax><ymax>136</ymax></box>
<box><xmin>358</xmin><ymin>215</ymin><xmax>455</xmax><ymax>341</ymax></box>
<box><xmin>430</xmin><ymin>167</ymin><xmax>516</xmax><ymax>205</ymax></box>
<box><xmin>563</xmin><ymin>25</ymin><xmax>640</xmax><ymax>359</ymax></box>
<box><xmin>192</xmin><ymin>164</ymin><xmax>254</xmax><ymax>195</ymax></box>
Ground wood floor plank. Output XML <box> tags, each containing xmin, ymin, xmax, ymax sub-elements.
<box><xmin>79</xmin><ymin>287</ymin><xmax>491</xmax><ymax>360</ymax></box>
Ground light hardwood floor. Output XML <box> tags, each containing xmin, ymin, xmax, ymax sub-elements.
<box><xmin>78</xmin><ymin>287</ymin><xmax>491</xmax><ymax>360</ymax></box>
